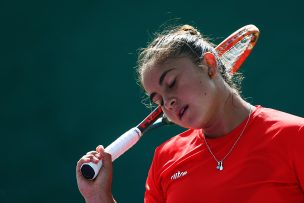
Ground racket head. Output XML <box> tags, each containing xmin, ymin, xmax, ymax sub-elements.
<box><xmin>216</xmin><ymin>24</ymin><xmax>260</xmax><ymax>73</ymax></box>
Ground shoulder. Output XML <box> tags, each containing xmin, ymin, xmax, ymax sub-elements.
<box><xmin>251</xmin><ymin>106</ymin><xmax>304</xmax><ymax>142</ymax></box>
<box><xmin>254</xmin><ymin>106</ymin><xmax>304</xmax><ymax>129</ymax></box>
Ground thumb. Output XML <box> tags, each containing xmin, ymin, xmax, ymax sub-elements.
<box><xmin>94</xmin><ymin>150</ymin><xmax>113</xmax><ymax>191</ymax></box>
<box><xmin>101</xmin><ymin>151</ymin><xmax>113</xmax><ymax>171</ymax></box>
<box><xmin>95</xmin><ymin>145</ymin><xmax>113</xmax><ymax>174</ymax></box>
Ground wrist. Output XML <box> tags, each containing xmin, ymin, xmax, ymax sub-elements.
<box><xmin>85</xmin><ymin>193</ymin><xmax>115</xmax><ymax>203</ymax></box>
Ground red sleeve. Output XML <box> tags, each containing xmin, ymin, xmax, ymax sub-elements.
<box><xmin>144</xmin><ymin>148</ymin><xmax>165</xmax><ymax>203</ymax></box>
<box><xmin>291</xmin><ymin>124</ymin><xmax>304</xmax><ymax>192</ymax></box>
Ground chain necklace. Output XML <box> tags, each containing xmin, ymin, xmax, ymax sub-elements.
<box><xmin>203</xmin><ymin>105</ymin><xmax>252</xmax><ymax>171</ymax></box>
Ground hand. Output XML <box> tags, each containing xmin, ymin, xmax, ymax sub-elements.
<box><xmin>76</xmin><ymin>145</ymin><xmax>115</xmax><ymax>203</ymax></box>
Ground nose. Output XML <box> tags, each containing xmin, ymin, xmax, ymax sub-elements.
<box><xmin>164</xmin><ymin>97</ymin><xmax>177</xmax><ymax>111</ymax></box>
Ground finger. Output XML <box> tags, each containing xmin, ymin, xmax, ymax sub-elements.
<box><xmin>86</xmin><ymin>150</ymin><xmax>98</xmax><ymax>155</ymax></box>
<box><xmin>77</xmin><ymin>156</ymin><xmax>92</xmax><ymax>168</ymax></box>
<box><xmin>95</xmin><ymin>151</ymin><xmax>113</xmax><ymax>186</ymax></box>
<box><xmin>100</xmin><ymin>151</ymin><xmax>112</xmax><ymax>168</ymax></box>
<box><xmin>76</xmin><ymin>159</ymin><xmax>94</xmax><ymax>181</ymax></box>
<box><xmin>78</xmin><ymin>155</ymin><xmax>100</xmax><ymax>167</ymax></box>
<box><xmin>84</xmin><ymin>154</ymin><xmax>101</xmax><ymax>164</ymax></box>
<box><xmin>85</xmin><ymin>148</ymin><xmax>104</xmax><ymax>157</ymax></box>
<box><xmin>85</xmin><ymin>151</ymin><xmax>104</xmax><ymax>160</ymax></box>
<box><xmin>76</xmin><ymin>158</ymin><xmax>91</xmax><ymax>175</ymax></box>
<box><xmin>96</xmin><ymin>146</ymin><xmax>109</xmax><ymax>159</ymax></box>
<box><xmin>96</xmin><ymin>145</ymin><xmax>106</xmax><ymax>152</ymax></box>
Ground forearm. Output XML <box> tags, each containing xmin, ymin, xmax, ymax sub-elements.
<box><xmin>85</xmin><ymin>193</ymin><xmax>116</xmax><ymax>203</ymax></box>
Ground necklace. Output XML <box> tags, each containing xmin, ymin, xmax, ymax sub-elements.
<box><xmin>203</xmin><ymin>105</ymin><xmax>252</xmax><ymax>171</ymax></box>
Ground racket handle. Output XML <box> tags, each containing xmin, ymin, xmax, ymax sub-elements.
<box><xmin>80</xmin><ymin>127</ymin><xmax>142</xmax><ymax>180</ymax></box>
<box><xmin>81</xmin><ymin>160</ymin><xmax>103</xmax><ymax>180</ymax></box>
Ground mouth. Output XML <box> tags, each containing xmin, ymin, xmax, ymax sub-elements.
<box><xmin>178</xmin><ymin>105</ymin><xmax>188</xmax><ymax>120</ymax></box>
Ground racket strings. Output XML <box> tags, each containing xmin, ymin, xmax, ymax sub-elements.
<box><xmin>220</xmin><ymin>34</ymin><xmax>252</xmax><ymax>72</ymax></box>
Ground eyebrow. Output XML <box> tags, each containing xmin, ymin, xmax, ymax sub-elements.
<box><xmin>149</xmin><ymin>68</ymin><xmax>175</xmax><ymax>103</ymax></box>
<box><xmin>159</xmin><ymin>68</ymin><xmax>174</xmax><ymax>86</ymax></box>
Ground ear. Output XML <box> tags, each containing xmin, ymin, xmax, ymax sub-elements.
<box><xmin>202</xmin><ymin>52</ymin><xmax>217</xmax><ymax>78</ymax></box>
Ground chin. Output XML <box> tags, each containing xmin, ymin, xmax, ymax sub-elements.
<box><xmin>171</xmin><ymin>120</ymin><xmax>190</xmax><ymax>129</ymax></box>
<box><xmin>178</xmin><ymin>120</ymin><xmax>204</xmax><ymax>130</ymax></box>
<box><xmin>187</xmin><ymin>119</ymin><xmax>207</xmax><ymax>129</ymax></box>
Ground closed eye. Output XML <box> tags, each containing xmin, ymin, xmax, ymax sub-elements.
<box><xmin>153</xmin><ymin>97</ymin><xmax>164</xmax><ymax>106</ymax></box>
<box><xmin>169</xmin><ymin>78</ymin><xmax>176</xmax><ymax>88</ymax></box>
<box><xmin>150</xmin><ymin>93</ymin><xmax>164</xmax><ymax>106</ymax></box>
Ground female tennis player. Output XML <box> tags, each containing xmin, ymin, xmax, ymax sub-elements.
<box><xmin>76</xmin><ymin>24</ymin><xmax>304</xmax><ymax>203</ymax></box>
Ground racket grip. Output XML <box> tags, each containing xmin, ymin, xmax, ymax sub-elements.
<box><xmin>80</xmin><ymin>127</ymin><xmax>142</xmax><ymax>180</ymax></box>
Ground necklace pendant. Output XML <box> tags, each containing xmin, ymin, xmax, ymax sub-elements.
<box><xmin>216</xmin><ymin>161</ymin><xmax>224</xmax><ymax>171</ymax></box>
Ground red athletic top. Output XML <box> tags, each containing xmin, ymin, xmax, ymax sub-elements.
<box><xmin>145</xmin><ymin>106</ymin><xmax>304</xmax><ymax>203</ymax></box>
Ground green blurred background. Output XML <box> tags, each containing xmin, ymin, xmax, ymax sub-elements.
<box><xmin>1</xmin><ymin>0</ymin><xmax>303</xmax><ymax>202</ymax></box>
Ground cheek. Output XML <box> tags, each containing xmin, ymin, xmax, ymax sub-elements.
<box><xmin>162</xmin><ymin>110</ymin><xmax>177</xmax><ymax>125</ymax></box>
<box><xmin>191</xmin><ymin>80</ymin><xmax>209</xmax><ymax>98</ymax></box>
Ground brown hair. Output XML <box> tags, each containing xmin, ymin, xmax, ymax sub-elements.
<box><xmin>137</xmin><ymin>24</ymin><xmax>243</xmax><ymax>97</ymax></box>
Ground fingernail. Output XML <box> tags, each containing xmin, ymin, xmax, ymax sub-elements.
<box><xmin>96</xmin><ymin>145</ymin><xmax>104</xmax><ymax>151</ymax></box>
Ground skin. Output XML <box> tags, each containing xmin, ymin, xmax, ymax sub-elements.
<box><xmin>76</xmin><ymin>145</ymin><xmax>116</xmax><ymax>203</ymax></box>
<box><xmin>142</xmin><ymin>53</ymin><xmax>254</xmax><ymax>137</ymax></box>
<box><xmin>76</xmin><ymin>52</ymin><xmax>254</xmax><ymax>202</ymax></box>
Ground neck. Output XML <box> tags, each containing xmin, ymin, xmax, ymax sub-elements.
<box><xmin>203</xmin><ymin>91</ymin><xmax>254</xmax><ymax>138</ymax></box>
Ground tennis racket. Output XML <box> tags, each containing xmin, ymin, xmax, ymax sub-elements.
<box><xmin>80</xmin><ymin>24</ymin><xmax>260</xmax><ymax>180</ymax></box>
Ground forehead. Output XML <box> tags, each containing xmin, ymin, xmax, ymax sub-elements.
<box><xmin>141</xmin><ymin>64</ymin><xmax>162</xmax><ymax>93</ymax></box>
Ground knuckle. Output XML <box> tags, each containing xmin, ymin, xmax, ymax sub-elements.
<box><xmin>86</xmin><ymin>151</ymin><xmax>97</xmax><ymax>155</ymax></box>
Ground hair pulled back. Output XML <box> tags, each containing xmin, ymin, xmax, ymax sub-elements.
<box><xmin>137</xmin><ymin>25</ymin><xmax>242</xmax><ymax>94</ymax></box>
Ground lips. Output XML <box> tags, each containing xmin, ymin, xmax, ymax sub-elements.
<box><xmin>178</xmin><ymin>105</ymin><xmax>188</xmax><ymax>120</ymax></box>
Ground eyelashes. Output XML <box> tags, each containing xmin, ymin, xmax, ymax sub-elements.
<box><xmin>169</xmin><ymin>78</ymin><xmax>176</xmax><ymax>88</ymax></box>
<box><xmin>152</xmin><ymin>97</ymin><xmax>164</xmax><ymax>106</ymax></box>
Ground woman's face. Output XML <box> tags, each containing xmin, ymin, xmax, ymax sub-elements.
<box><xmin>142</xmin><ymin>56</ymin><xmax>221</xmax><ymax>129</ymax></box>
